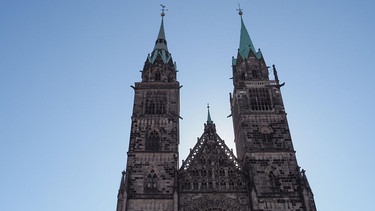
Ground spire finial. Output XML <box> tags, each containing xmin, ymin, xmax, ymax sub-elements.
<box><xmin>237</xmin><ymin>3</ymin><xmax>243</xmax><ymax>16</ymax></box>
<box><xmin>207</xmin><ymin>104</ymin><xmax>213</xmax><ymax>124</ymax></box>
<box><xmin>160</xmin><ymin>4</ymin><xmax>167</xmax><ymax>17</ymax></box>
<box><xmin>273</xmin><ymin>64</ymin><xmax>279</xmax><ymax>84</ymax></box>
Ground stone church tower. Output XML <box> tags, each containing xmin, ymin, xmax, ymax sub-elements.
<box><xmin>116</xmin><ymin>8</ymin><xmax>316</xmax><ymax>211</ymax></box>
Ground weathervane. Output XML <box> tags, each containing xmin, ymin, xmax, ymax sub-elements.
<box><xmin>160</xmin><ymin>4</ymin><xmax>167</xmax><ymax>17</ymax></box>
<box><xmin>237</xmin><ymin>3</ymin><xmax>243</xmax><ymax>16</ymax></box>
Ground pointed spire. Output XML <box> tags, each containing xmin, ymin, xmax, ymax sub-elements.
<box><xmin>153</xmin><ymin>5</ymin><xmax>168</xmax><ymax>51</ymax></box>
<box><xmin>207</xmin><ymin>104</ymin><xmax>213</xmax><ymax>124</ymax></box>
<box><xmin>237</xmin><ymin>6</ymin><xmax>262</xmax><ymax>60</ymax></box>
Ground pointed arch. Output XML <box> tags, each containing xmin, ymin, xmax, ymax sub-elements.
<box><xmin>145</xmin><ymin>169</ymin><xmax>158</xmax><ymax>192</ymax></box>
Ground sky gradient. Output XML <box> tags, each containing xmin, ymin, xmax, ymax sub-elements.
<box><xmin>1</xmin><ymin>1</ymin><xmax>375</xmax><ymax>210</ymax></box>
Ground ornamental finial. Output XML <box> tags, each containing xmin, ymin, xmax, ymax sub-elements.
<box><xmin>207</xmin><ymin>103</ymin><xmax>213</xmax><ymax>124</ymax></box>
<box><xmin>237</xmin><ymin>3</ymin><xmax>243</xmax><ymax>16</ymax></box>
<box><xmin>160</xmin><ymin>4</ymin><xmax>167</xmax><ymax>17</ymax></box>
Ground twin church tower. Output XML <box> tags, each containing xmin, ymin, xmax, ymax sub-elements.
<box><xmin>116</xmin><ymin>8</ymin><xmax>316</xmax><ymax>211</ymax></box>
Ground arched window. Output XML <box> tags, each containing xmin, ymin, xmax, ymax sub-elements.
<box><xmin>252</xmin><ymin>68</ymin><xmax>259</xmax><ymax>78</ymax></box>
<box><xmin>229</xmin><ymin>180</ymin><xmax>234</xmax><ymax>190</ymax></box>
<box><xmin>193</xmin><ymin>180</ymin><xmax>198</xmax><ymax>190</ymax></box>
<box><xmin>145</xmin><ymin>170</ymin><xmax>158</xmax><ymax>192</ymax></box>
<box><xmin>220</xmin><ymin>180</ymin><xmax>226</xmax><ymax>190</ymax></box>
<box><xmin>154</xmin><ymin>71</ymin><xmax>161</xmax><ymax>81</ymax></box>
<box><xmin>146</xmin><ymin>131</ymin><xmax>160</xmax><ymax>151</ymax></box>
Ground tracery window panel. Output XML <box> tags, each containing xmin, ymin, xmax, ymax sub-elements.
<box><xmin>145</xmin><ymin>131</ymin><xmax>160</xmax><ymax>151</ymax></box>
<box><xmin>249</xmin><ymin>88</ymin><xmax>273</xmax><ymax>111</ymax></box>
<box><xmin>145</xmin><ymin>170</ymin><xmax>158</xmax><ymax>192</ymax></box>
<box><xmin>145</xmin><ymin>99</ymin><xmax>166</xmax><ymax>115</ymax></box>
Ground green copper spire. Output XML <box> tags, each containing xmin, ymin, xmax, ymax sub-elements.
<box><xmin>207</xmin><ymin>104</ymin><xmax>213</xmax><ymax>125</ymax></box>
<box><xmin>153</xmin><ymin>17</ymin><xmax>168</xmax><ymax>51</ymax></box>
<box><xmin>153</xmin><ymin>5</ymin><xmax>168</xmax><ymax>51</ymax></box>
<box><xmin>237</xmin><ymin>8</ymin><xmax>262</xmax><ymax>60</ymax></box>
<box><xmin>147</xmin><ymin>5</ymin><xmax>172</xmax><ymax>64</ymax></box>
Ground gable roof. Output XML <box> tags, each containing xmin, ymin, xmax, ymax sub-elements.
<box><xmin>179</xmin><ymin>122</ymin><xmax>248</xmax><ymax>193</ymax></box>
<box><xmin>180</xmin><ymin>123</ymin><xmax>241</xmax><ymax>172</ymax></box>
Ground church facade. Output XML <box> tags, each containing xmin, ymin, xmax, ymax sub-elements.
<box><xmin>116</xmin><ymin>9</ymin><xmax>316</xmax><ymax>211</ymax></box>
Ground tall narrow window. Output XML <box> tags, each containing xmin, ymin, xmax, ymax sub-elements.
<box><xmin>251</xmin><ymin>68</ymin><xmax>259</xmax><ymax>78</ymax></box>
<box><xmin>229</xmin><ymin>180</ymin><xmax>234</xmax><ymax>190</ymax></box>
<box><xmin>220</xmin><ymin>180</ymin><xmax>226</xmax><ymax>190</ymax></box>
<box><xmin>193</xmin><ymin>180</ymin><xmax>198</xmax><ymax>190</ymax></box>
<box><xmin>146</xmin><ymin>131</ymin><xmax>160</xmax><ymax>151</ymax></box>
<box><xmin>154</xmin><ymin>71</ymin><xmax>161</xmax><ymax>81</ymax></box>
<box><xmin>184</xmin><ymin>179</ymin><xmax>191</xmax><ymax>190</ymax></box>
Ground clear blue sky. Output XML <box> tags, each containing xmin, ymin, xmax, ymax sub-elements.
<box><xmin>1</xmin><ymin>1</ymin><xmax>374</xmax><ymax>210</ymax></box>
